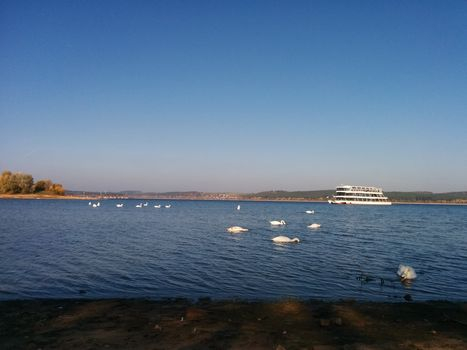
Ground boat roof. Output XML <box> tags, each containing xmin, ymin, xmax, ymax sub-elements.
<box><xmin>336</xmin><ymin>185</ymin><xmax>384</xmax><ymax>192</ymax></box>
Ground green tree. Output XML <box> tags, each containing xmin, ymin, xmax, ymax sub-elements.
<box><xmin>0</xmin><ymin>170</ymin><xmax>64</xmax><ymax>195</ymax></box>
<box><xmin>34</xmin><ymin>179</ymin><xmax>53</xmax><ymax>193</ymax></box>
<box><xmin>8</xmin><ymin>173</ymin><xmax>21</xmax><ymax>193</ymax></box>
<box><xmin>18</xmin><ymin>173</ymin><xmax>34</xmax><ymax>193</ymax></box>
<box><xmin>9</xmin><ymin>173</ymin><xmax>33</xmax><ymax>194</ymax></box>
<box><xmin>0</xmin><ymin>171</ymin><xmax>12</xmax><ymax>193</ymax></box>
<box><xmin>51</xmin><ymin>183</ymin><xmax>65</xmax><ymax>195</ymax></box>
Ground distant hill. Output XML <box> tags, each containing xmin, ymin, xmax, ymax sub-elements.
<box><xmin>246</xmin><ymin>190</ymin><xmax>467</xmax><ymax>202</ymax></box>
<box><xmin>64</xmin><ymin>189</ymin><xmax>467</xmax><ymax>203</ymax></box>
<box><xmin>144</xmin><ymin>191</ymin><xmax>205</xmax><ymax>197</ymax></box>
<box><xmin>385</xmin><ymin>191</ymin><xmax>467</xmax><ymax>202</ymax></box>
<box><xmin>242</xmin><ymin>190</ymin><xmax>334</xmax><ymax>200</ymax></box>
<box><xmin>117</xmin><ymin>190</ymin><xmax>143</xmax><ymax>195</ymax></box>
<box><xmin>246</xmin><ymin>190</ymin><xmax>467</xmax><ymax>203</ymax></box>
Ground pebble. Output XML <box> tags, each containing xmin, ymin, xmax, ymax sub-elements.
<box><xmin>334</xmin><ymin>317</ymin><xmax>343</xmax><ymax>326</ymax></box>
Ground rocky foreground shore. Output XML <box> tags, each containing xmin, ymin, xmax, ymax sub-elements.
<box><xmin>1</xmin><ymin>298</ymin><xmax>467</xmax><ymax>349</ymax></box>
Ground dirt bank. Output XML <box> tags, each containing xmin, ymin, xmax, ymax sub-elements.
<box><xmin>1</xmin><ymin>298</ymin><xmax>466</xmax><ymax>349</ymax></box>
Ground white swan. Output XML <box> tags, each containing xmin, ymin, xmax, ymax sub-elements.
<box><xmin>136</xmin><ymin>203</ymin><xmax>143</xmax><ymax>208</ymax></box>
<box><xmin>270</xmin><ymin>220</ymin><xmax>286</xmax><ymax>226</ymax></box>
<box><xmin>272</xmin><ymin>236</ymin><xmax>300</xmax><ymax>243</ymax></box>
<box><xmin>237</xmin><ymin>205</ymin><xmax>241</xmax><ymax>210</ymax></box>
<box><xmin>397</xmin><ymin>264</ymin><xmax>417</xmax><ymax>280</ymax></box>
<box><xmin>308</xmin><ymin>223</ymin><xmax>321</xmax><ymax>229</ymax></box>
<box><xmin>143</xmin><ymin>202</ymin><xmax>148</xmax><ymax>207</ymax></box>
<box><xmin>305</xmin><ymin>210</ymin><xmax>315</xmax><ymax>214</ymax></box>
<box><xmin>88</xmin><ymin>201</ymin><xmax>92</xmax><ymax>206</ymax></box>
<box><xmin>96</xmin><ymin>202</ymin><xmax>100</xmax><ymax>207</ymax></box>
<box><xmin>92</xmin><ymin>203</ymin><xmax>98</xmax><ymax>208</ymax></box>
<box><xmin>116</xmin><ymin>203</ymin><xmax>124</xmax><ymax>208</ymax></box>
<box><xmin>154</xmin><ymin>204</ymin><xmax>161</xmax><ymax>208</ymax></box>
<box><xmin>227</xmin><ymin>226</ymin><xmax>249</xmax><ymax>233</ymax></box>
<box><xmin>165</xmin><ymin>204</ymin><xmax>171</xmax><ymax>208</ymax></box>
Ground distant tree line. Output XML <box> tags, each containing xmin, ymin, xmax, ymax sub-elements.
<box><xmin>385</xmin><ymin>191</ymin><xmax>467</xmax><ymax>202</ymax></box>
<box><xmin>0</xmin><ymin>170</ymin><xmax>65</xmax><ymax>195</ymax></box>
<box><xmin>244</xmin><ymin>190</ymin><xmax>334</xmax><ymax>200</ymax></box>
<box><xmin>243</xmin><ymin>189</ymin><xmax>467</xmax><ymax>202</ymax></box>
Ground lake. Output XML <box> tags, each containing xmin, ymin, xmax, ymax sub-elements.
<box><xmin>1</xmin><ymin>199</ymin><xmax>466</xmax><ymax>301</ymax></box>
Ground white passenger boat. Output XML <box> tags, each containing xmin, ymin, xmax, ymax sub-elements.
<box><xmin>328</xmin><ymin>185</ymin><xmax>392</xmax><ymax>205</ymax></box>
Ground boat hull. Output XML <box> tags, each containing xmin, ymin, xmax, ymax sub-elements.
<box><xmin>328</xmin><ymin>200</ymin><xmax>392</xmax><ymax>205</ymax></box>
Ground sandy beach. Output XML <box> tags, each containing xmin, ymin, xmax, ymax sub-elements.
<box><xmin>2</xmin><ymin>298</ymin><xmax>466</xmax><ymax>349</ymax></box>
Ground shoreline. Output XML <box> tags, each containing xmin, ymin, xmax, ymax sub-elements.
<box><xmin>1</xmin><ymin>194</ymin><xmax>466</xmax><ymax>206</ymax></box>
<box><xmin>0</xmin><ymin>194</ymin><xmax>96</xmax><ymax>200</ymax></box>
<box><xmin>2</xmin><ymin>298</ymin><xmax>466</xmax><ymax>349</ymax></box>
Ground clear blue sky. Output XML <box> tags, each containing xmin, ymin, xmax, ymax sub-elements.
<box><xmin>1</xmin><ymin>0</ymin><xmax>466</xmax><ymax>192</ymax></box>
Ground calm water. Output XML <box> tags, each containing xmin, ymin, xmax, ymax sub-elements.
<box><xmin>1</xmin><ymin>199</ymin><xmax>466</xmax><ymax>301</ymax></box>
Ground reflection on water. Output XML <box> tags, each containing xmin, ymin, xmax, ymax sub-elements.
<box><xmin>1</xmin><ymin>200</ymin><xmax>466</xmax><ymax>301</ymax></box>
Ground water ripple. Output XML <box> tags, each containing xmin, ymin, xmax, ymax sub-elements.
<box><xmin>1</xmin><ymin>200</ymin><xmax>466</xmax><ymax>301</ymax></box>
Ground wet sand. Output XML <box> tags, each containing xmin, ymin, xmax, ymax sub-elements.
<box><xmin>1</xmin><ymin>298</ymin><xmax>466</xmax><ymax>349</ymax></box>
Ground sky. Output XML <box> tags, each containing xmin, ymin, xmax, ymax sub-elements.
<box><xmin>1</xmin><ymin>0</ymin><xmax>466</xmax><ymax>193</ymax></box>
